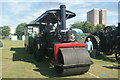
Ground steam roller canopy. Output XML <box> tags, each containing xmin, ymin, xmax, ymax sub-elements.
<box><xmin>55</xmin><ymin>47</ymin><xmax>92</xmax><ymax>76</ymax></box>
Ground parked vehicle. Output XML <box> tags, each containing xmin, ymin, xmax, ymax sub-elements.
<box><xmin>86</xmin><ymin>24</ymin><xmax>120</xmax><ymax>61</ymax></box>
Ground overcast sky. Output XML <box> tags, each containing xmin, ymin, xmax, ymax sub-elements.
<box><xmin>0</xmin><ymin>0</ymin><xmax>119</xmax><ymax>29</ymax></box>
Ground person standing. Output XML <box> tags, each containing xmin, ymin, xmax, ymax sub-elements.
<box><xmin>85</xmin><ymin>38</ymin><xmax>93</xmax><ymax>53</ymax></box>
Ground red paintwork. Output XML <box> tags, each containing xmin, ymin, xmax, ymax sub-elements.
<box><xmin>54</xmin><ymin>43</ymin><xmax>87</xmax><ymax>62</ymax></box>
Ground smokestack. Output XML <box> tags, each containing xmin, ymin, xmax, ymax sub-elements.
<box><xmin>60</xmin><ymin>5</ymin><xmax>66</xmax><ymax>30</ymax></box>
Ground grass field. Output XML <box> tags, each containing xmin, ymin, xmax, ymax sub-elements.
<box><xmin>1</xmin><ymin>39</ymin><xmax>120</xmax><ymax>79</ymax></box>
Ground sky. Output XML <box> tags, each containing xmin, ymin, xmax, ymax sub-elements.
<box><xmin>0</xmin><ymin>0</ymin><xmax>119</xmax><ymax>29</ymax></box>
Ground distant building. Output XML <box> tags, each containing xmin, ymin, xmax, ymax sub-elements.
<box><xmin>87</xmin><ymin>8</ymin><xmax>107</xmax><ymax>26</ymax></box>
<box><xmin>87</xmin><ymin>8</ymin><xmax>99</xmax><ymax>26</ymax></box>
<box><xmin>10</xmin><ymin>28</ymin><xmax>15</xmax><ymax>34</ymax></box>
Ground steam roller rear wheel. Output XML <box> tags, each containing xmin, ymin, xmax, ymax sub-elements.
<box><xmin>55</xmin><ymin>47</ymin><xmax>92</xmax><ymax>76</ymax></box>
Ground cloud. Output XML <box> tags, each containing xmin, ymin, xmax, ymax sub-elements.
<box><xmin>0</xmin><ymin>2</ymin><xmax>33</xmax><ymax>28</ymax></box>
<box><xmin>0</xmin><ymin>1</ymin><xmax>118</xmax><ymax>29</ymax></box>
<box><xmin>62</xmin><ymin>1</ymin><xmax>92</xmax><ymax>10</ymax></box>
<box><xmin>0</xmin><ymin>0</ymin><xmax>119</xmax><ymax>2</ymax></box>
<box><xmin>17</xmin><ymin>3</ymin><xmax>62</xmax><ymax>24</ymax></box>
<box><xmin>32</xmin><ymin>9</ymin><xmax>46</xmax><ymax>18</ymax></box>
<box><xmin>107</xmin><ymin>10</ymin><xmax>118</xmax><ymax>26</ymax></box>
<box><xmin>0</xmin><ymin>14</ymin><xmax>19</xmax><ymax>28</ymax></box>
<box><xmin>6</xmin><ymin>2</ymin><xmax>32</xmax><ymax>14</ymax></box>
<box><xmin>67</xmin><ymin>8</ymin><xmax>91</xmax><ymax>22</ymax></box>
<box><xmin>107</xmin><ymin>10</ymin><xmax>118</xmax><ymax>16</ymax></box>
<box><xmin>18</xmin><ymin>9</ymin><xmax>46</xmax><ymax>23</ymax></box>
<box><xmin>0</xmin><ymin>15</ymin><xmax>11</xmax><ymax>25</ymax></box>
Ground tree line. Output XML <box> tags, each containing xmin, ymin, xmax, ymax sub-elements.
<box><xmin>70</xmin><ymin>21</ymin><xmax>116</xmax><ymax>33</ymax></box>
<box><xmin>0</xmin><ymin>21</ymin><xmax>117</xmax><ymax>37</ymax></box>
<box><xmin>0</xmin><ymin>23</ymin><xmax>27</xmax><ymax>37</ymax></box>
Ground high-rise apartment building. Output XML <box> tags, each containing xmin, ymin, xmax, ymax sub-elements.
<box><xmin>87</xmin><ymin>8</ymin><xmax>107</xmax><ymax>26</ymax></box>
<box><xmin>99</xmin><ymin>9</ymin><xmax>107</xmax><ymax>25</ymax></box>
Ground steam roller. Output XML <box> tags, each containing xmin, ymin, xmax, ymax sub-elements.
<box><xmin>25</xmin><ymin>4</ymin><xmax>93</xmax><ymax>76</ymax></box>
<box><xmin>53</xmin><ymin>43</ymin><xmax>93</xmax><ymax>76</ymax></box>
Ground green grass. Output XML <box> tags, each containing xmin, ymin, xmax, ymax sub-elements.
<box><xmin>1</xmin><ymin>39</ymin><xmax>120</xmax><ymax>78</ymax></box>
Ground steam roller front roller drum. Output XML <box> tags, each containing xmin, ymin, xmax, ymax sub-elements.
<box><xmin>55</xmin><ymin>47</ymin><xmax>92</xmax><ymax>76</ymax></box>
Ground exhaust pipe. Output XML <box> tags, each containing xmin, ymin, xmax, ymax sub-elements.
<box><xmin>60</xmin><ymin>5</ymin><xmax>66</xmax><ymax>30</ymax></box>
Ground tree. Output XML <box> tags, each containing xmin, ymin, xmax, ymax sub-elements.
<box><xmin>2</xmin><ymin>25</ymin><xmax>11</xmax><ymax>36</ymax></box>
<box><xmin>82</xmin><ymin>21</ymin><xmax>95</xmax><ymax>33</ymax></box>
<box><xmin>0</xmin><ymin>27</ymin><xmax>2</xmax><ymax>35</ymax></box>
<box><xmin>70</xmin><ymin>21</ymin><xmax>95</xmax><ymax>33</ymax></box>
<box><xmin>110</xmin><ymin>25</ymin><xmax>116</xmax><ymax>29</ymax></box>
<box><xmin>95</xmin><ymin>24</ymin><xmax>105</xmax><ymax>31</ymax></box>
<box><xmin>29</xmin><ymin>21</ymin><xmax>34</xmax><ymax>24</ymax></box>
<box><xmin>71</xmin><ymin>21</ymin><xmax>85</xmax><ymax>29</ymax></box>
<box><xmin>16</xmin><ymin>23</ymin><xmax>27</xmax><ymax>36</ymax></box>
